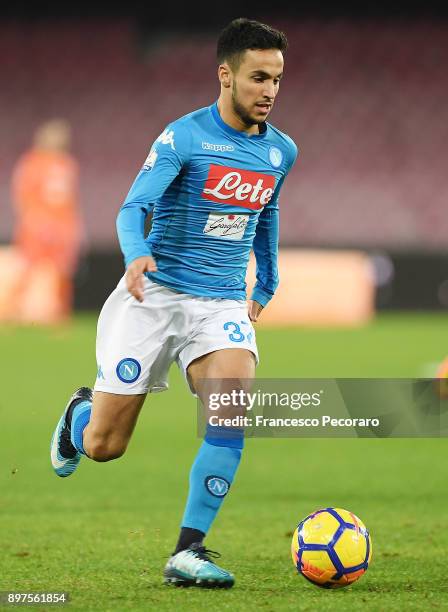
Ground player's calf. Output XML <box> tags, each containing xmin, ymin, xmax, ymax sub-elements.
<box><xmin>83</xmin><ymin>432</ymin><xmax>128</xmax><ymax>462</ymax></box>
<box><xmin>81</xmin><ymin>391</ymin><xmax>146</xmax><ymax>462</ymax></box>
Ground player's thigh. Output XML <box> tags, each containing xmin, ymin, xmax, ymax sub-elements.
<box><xmin>95</xmin><ymin>276</ymin><xmax>180</xmax><ymax>395</ymax></box>
<box><xmin>187</xmin><ymin>347</ymin><xmax>256</xmax><ymax>383</ymax></box>
<box><xmin>187</xmin><ymin>348</ymin><xmax>256</xmax><ymax>417</ymax></box>
<box><xmin>84</xmin><ymin>390</ymin><xmax>146</xmax><ymax>448</ymax></box>
<box><xmin>182</xmin><ymin>299</ymin><xmax>258</xmax><ymax>392</ymax></box>
<box><xmin>188</xmin><ymin>348</ymin><xmax>255</xmax><ymax>424</ymax></box>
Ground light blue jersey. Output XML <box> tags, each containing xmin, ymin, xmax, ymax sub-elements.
<box><xmin>117</xmin><ymin>102</ymin><xmax>298</xmax><ymax>306</ymax></box>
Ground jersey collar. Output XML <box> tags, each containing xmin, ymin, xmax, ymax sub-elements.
<box><xmin>210</xmin><ymin>102</ymin><xmax>267</xmax><ymax>139</ymax></box>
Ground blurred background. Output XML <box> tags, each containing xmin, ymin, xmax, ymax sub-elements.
<box><xmin>0</xmin><ymin>0</ymin><xmax>447</xmax><ymax>321</ymax></box>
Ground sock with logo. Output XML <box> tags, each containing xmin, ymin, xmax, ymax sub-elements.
<box><xmin>69</xmin><ymin>400</ymin><xmax>91</xmax><ymax>456</ymax></box>
<box><xmin>177</xmin><ymin>426</ymin><xmax>244</xmax><ymax>542</ymax></box>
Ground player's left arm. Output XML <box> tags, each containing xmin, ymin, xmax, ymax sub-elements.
<box><xmin>249</xmin><ymin>187</ymin><xmax>281</xmax><ymax>322</ymax></box>
<box><xmin>249</xmin><ymin>140</ymin><xmax>298</xmax><ymax>322</ymax></box>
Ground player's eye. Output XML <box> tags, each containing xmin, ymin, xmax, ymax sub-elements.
<box><xmin>253</xmin><ymin>76</ymin><xmax>264</xmax><ymax>82</ymax></box>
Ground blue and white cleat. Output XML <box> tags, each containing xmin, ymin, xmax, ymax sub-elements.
<box><xmin>50</xmin><ymin>387</ymin><xmax>92</xmax><ymax>478</ymax></box>
<box><xmin>164</xmin><ymin>543</ymin><xmax>235</xmax><ymax>588</ymax></box>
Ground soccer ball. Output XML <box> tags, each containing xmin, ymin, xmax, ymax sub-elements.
<box><xmin>291</xmin><ymin>507</ymin><xmax>372</xmax><ymax>589</ymax></box>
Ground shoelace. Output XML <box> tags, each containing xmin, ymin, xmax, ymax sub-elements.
<box><xmin>191</xmin><ymin>546</ymin><xmax>221</xmax><ymax>562</ymax></box>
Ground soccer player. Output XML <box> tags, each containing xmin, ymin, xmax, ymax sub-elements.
<box><xmin>10</xmin><ymin>119</ymin><xmax>82</xmax><ymax>323</ymax></box>
<box><xmin>51</xmin><ymin>18</ymin><xmax>297</xmax><ymax>588</ymax></box>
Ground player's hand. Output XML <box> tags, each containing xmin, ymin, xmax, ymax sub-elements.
<box><xmin>125</xmin><ymin>256</ymin><xmax>157</xmax><ymax>302</ymax></box>
<box><xmin>248</xmin><ymin>300</ymin><xmax>264</xmax><ymax>322</ymax></box>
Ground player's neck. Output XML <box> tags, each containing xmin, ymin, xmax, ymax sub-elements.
<box><xmin>216</xmin><ymin>99</ymin><xmax>260</xmax><ymax>136</ymax></box>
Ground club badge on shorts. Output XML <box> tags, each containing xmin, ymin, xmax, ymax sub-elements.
<box><xmin>116</xmin><ymin>358</ymin><xmax>141</xmax><ymax>383</ymax></box>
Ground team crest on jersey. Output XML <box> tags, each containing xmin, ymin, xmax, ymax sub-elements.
<box><xmin>142</xmin><ymin>148</ymin><xmax>158</xmax><ymax>171</ymax></box>
<box><xmin>156</xmin><ymin>128</ymin><xmax>175</xmax><ymax>150</ymax></box>
<box><xmin>269</xmin><ymin>146</ymin><xmax>283</xmax><ymax>168</ymax></box>
<box><xmin>202</xmin><ymin>165</ymin><xmax>275</xmax><ymax>210</ymax></box>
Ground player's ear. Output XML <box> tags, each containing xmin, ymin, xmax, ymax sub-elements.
<box><xmin>218</xmin><ymin>63</ymin><xmax>232</xmax><ymax>88</ymax></box>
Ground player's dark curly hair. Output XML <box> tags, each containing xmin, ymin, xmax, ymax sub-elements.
<box><xmin>217</xmin><ymin>18</ymin><xmax>288</xmax><ymax>71</ymax></box>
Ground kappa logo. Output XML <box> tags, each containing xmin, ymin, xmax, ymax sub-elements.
<box><xmin>116</xmin><ymin>358</ymin><xmax>141</xmax><ymax>383</ymax></box>
<box><xmin>202</xmin><ymin>164</ymin><xmax>275</xmax><ymax>209</ymax></box>
<box><xmin>202</xmin><ymin>141</ymin><xmax>235</xmax><ymax>152</ymax></box>
<box><xmin>205</xmin><ymin>476</ymin><xmax>230</xmax><ymax>497</ymax></box>
<box><xmin>156</xmin><ymin>128</ymin><xmax>175</xmax><ymax>150</ymax></box>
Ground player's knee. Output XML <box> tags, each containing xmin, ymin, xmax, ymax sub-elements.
<box><xmin>85</xmin><ymin>435</ymin><xmax>127</xmax><ymax>462</ymax></box>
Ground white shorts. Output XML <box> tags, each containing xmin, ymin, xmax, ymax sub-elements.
<box><xmin>94</xmin><ymin>276</ymin><xmax>258</xmax><ymax>395</ymax></box>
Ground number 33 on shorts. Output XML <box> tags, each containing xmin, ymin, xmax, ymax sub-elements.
<box><xmin>223</xmin><ymin>320</ymin><xmax>254</xmax><ymax>344</ymax></box>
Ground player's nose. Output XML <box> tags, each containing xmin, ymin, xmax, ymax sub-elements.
<box><xmin>262</xmin><ymin>83</ymin><xmax>276</xmax><ymax>100</ymax></box>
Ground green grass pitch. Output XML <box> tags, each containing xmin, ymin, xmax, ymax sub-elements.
<box><xmin>1</xmin><ymin>313</ymin><xmax>447</xmax><ymax>611</ymax></box>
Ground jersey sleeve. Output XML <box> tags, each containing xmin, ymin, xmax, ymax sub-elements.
<box><xmin>251</xmin><ymin>139</ymin><xmax>298</xmax><ymax>307</ymax></box>
<box><xmin>116</xmin><ymin>122</ymin><xmax>191</xmax><ymax>267</ymax></box>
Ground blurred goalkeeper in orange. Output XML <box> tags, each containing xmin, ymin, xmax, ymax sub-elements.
<box><xmin>9</xmin><ymin>119</ymin><xmax>82</xmax><ymax>323</ymax></box>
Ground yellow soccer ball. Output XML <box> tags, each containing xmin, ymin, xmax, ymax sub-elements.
<box><xmin>291</xmin><ymin>507</ymin><xmax>372</xmax><ymax>589</ymax></box>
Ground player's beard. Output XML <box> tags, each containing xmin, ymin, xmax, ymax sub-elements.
<box><xmin>231</xmin><ymin>82</ymin><xmax>263</xmax><ymax>128</ymax></box>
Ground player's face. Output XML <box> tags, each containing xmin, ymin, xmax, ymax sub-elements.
<box><xmin>231</xmin><ymin>49</ymin><xmax>284</xmax><ymax>126</ymax></box>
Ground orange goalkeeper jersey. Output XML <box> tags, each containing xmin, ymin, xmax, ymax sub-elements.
<box><xmin>11</xmin><ymin>148</ymin><xmax>82</xmax><ymax>273</ymax></box>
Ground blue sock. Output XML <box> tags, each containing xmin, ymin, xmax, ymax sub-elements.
<box><xmin>70</xmin><ymin>400</ymin><xmax>91</xmax><ymax>456</ymax></box>
<box><xmin>181</xmin><ymin>426</ymin><xmax>244</xmax><ymax>534</ymax></box>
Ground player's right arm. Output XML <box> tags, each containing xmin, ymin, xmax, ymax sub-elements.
<box><xmin>116</xmin><ymin>123</ymin><xmax>191</xmax><ymax>301</ymax></box>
